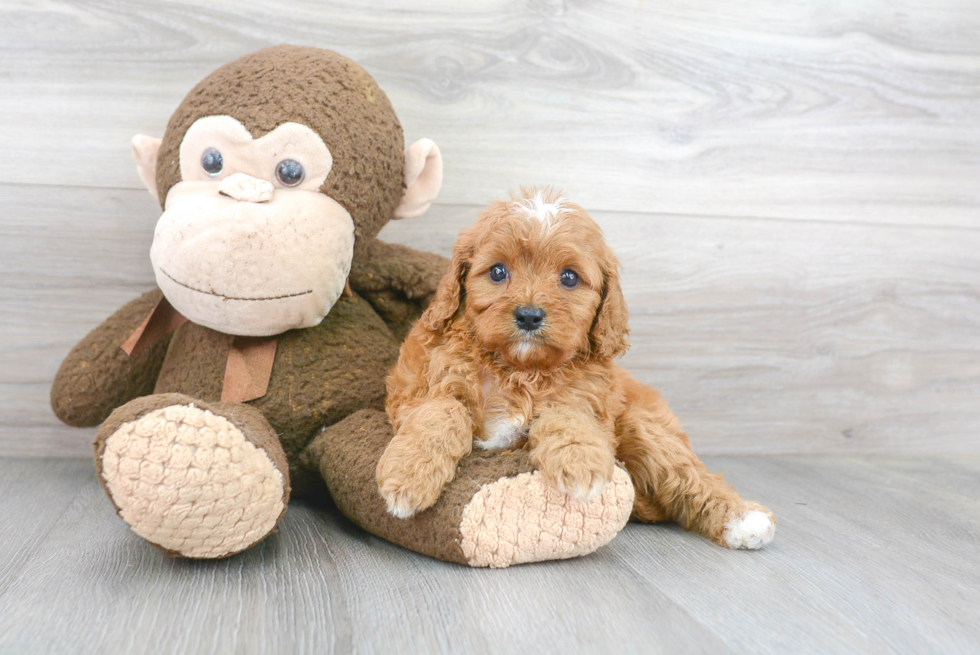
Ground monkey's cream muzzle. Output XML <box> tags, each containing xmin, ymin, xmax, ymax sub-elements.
<box><xmin>132</xmin><ymin>112</ymin><xmax>443</xmax><ymax>337</ymax></box>
<box><xmin>146</xmin><ymin>115</ymin><xmax>353</xmax><ymax>337</ymax></box>
<box><xmin>152</xmin><ymin>179</ymin><xmax>354</xmax><ymax>337</ymax></box>
<box><xmin>217</xmin><ymin>173</ymin><xmax>275</xmax><ymax>203</ymax></box>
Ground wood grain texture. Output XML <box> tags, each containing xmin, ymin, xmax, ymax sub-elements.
<box><xmin>0</xmin><ymin>0</ymin><xmax>978</xmax><ymax>225</ymax></box>
<box><xmin>383</xmin><ymin>206</ymin><xmax>980</xmax><ymax>454</ymax></box>
<box><xmin>5</xmin><ymin>184</ymin><xmax>977</xmax><ymax>456</ymax></box>
<box><xmin>2</xmin><ymin>0</ymin><xmax>979</xmax><ymax>456</ymax></box>
<box><xmin>1</xmin><ymin>456</ymin><xmax>978</xmax><ymax>654</ymax></box>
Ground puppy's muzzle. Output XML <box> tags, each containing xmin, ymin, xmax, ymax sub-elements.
<box><xmin>513</xmin><ymin>305</ymin><xmax>546</xmax><ymax>332</ymax></box>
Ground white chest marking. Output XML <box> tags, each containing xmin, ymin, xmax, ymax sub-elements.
<box><xmin>475</xmin><ymin>376</ymin><xmax>526</xmax><ymax>450</ymax></box>
<box><xmin>475</xmin><ymin>415</ymin><xmax>526</xmax><ymax>450</ymax></box>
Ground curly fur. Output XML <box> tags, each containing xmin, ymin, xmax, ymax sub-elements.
<box><xmin>379</xmin><ymin>188</ymin><xmax>776</xmax><ymax>548</ymax></box>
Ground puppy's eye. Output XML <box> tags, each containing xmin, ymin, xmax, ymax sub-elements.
<box><xmin>559</xmin><ymin>269</ymin><xmax>579</xmax><ymax>289</ymax></box>
<box><xmin>201</xmin><ymin>148</ymin><xmax>223</xmax><ymax>176</ymax></box>
<box><xmin>276</xmin><ymin>159</ymin><xmax>305</xmax><ymax>187</ymax></box>
<box><xmin>489</xmin><ymin>264</ymin><xmax>509</xmax><ymax>283</ymax></box>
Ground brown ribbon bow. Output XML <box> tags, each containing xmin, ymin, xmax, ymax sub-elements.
<box><xmin>120</xmin><ymin>296</ymin><xmax>278</xmax><ymax>404</ymax></box>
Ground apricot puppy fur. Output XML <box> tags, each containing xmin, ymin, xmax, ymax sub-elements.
<box><xmin>378</xmin><ymin>188</ymin><xmax>776</xmax><ymax>549</ymax></box>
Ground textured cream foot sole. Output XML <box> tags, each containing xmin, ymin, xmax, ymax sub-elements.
<box><xmin>100</xmin><ymin>404</ymin><xmax>286</xmax><ymax>558</ymax></box>
<box><xmin>459</xmin><ymin>466</ymin><xmax>634</xmax><ymax>568</ymax></box>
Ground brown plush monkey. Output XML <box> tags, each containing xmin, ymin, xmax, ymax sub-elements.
<box><xmin>51</xmin><ymin>46</ymin><xmax>633</xmax><ymax>566</ymax></box>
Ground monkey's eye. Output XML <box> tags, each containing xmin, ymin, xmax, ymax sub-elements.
<box><xmin>559</xmin><ymin>269</ymin><xmax>579</xmax><ymax>289</ymax></box>
<box><xmin>276</xmin><ymin>159</ymin><xmax>305</xmax><ymax>187</ymax></box>
<box><xmin>489</xmin><ymin>264</ymin><xmax>509</xmax><ymax>283</ymax></box>
<box><xmin>201</xmin><ymin>148</ymin><xmax>223</xmax><ymax>176</ymax></box>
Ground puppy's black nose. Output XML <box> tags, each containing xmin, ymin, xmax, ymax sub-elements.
<box><xmin>514</xmin><ymin>305</ymin><xmax>546</xmax><ymax>332</ymax></box>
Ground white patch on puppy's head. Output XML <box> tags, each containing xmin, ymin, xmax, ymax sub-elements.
<box><xmin>511</xmin><ymin>191</ymin><xmax>566</xmax><ymax>230</ymax></box>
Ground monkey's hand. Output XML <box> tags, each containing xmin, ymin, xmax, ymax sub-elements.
<box><xmin>349</xmin><ymin>238</ymin><xmax>448</xmax><ymax>340</ymax></box>
<box><xmin>51</xmin><ymin>289</ymin><xmax>173</xmax><ymax>427</ymax></box>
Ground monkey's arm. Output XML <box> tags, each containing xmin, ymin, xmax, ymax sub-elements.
<box><xmin>348</xmin><ymin>239</ymin><xmax>449</xmax><ymax>340</ymax></box>
<box><xmin>51</xmin><ymin>289</ymin><xmax>173</xmax><ymax>427</ymax></box>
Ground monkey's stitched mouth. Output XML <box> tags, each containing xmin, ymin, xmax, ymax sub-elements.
<box><xmin>160</xmin><ymin>268</ymin><xmax>313</xmax><ymax>302</ymax></box>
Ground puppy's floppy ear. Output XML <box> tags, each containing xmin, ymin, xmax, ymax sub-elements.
<box><xmin>420</xmin><ymin>228</ymin><xmax>473</xmax><ymax>333</ymax></box>
<box><xmin>590</xmin><ymin>250</ymin><xmax>630</xmax><ymax>360</ymax></box>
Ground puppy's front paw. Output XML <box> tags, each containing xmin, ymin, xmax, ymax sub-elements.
<box><xmin>380</xmin><ymin>485</ymin><xmax>426</xmax><ymax>519</ymax></box>
<box><xmin>376</xmin><ymin>446</ymin><xmax>453</xmax><ymax>519</ymax></box>
<box><xmin>537</xmin><ymin>443</ymin><xmax>615</xmax><ymax>503</ymax></box>
<box><xmin>724</xmin><ymin>505</ymin><xmax>777</xmax><ymax>550</ymax></box>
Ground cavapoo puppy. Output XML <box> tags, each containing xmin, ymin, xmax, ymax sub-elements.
<box><xmin>378</xmin><ymin>188</ymin><xmax>776</xmax><ymax>549</ymax></box>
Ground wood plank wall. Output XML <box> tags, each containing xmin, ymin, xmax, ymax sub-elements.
<box><xmin>1</xmin><ymin>0</ymin><xmax>978</xmax><ymax>456</ymax></box>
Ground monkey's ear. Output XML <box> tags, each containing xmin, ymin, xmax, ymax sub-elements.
<box><xmin>131</xmin><ymin>135</ymin><xmax>163</xmax><ymax>201</ymax></box>
<box><xmin>393</xmin><ymin>138</ymin><xmax>442</xmax><ymax>219</ymax></box>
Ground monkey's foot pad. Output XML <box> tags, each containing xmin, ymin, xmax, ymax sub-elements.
<box><xmin>459</xmin><ymin>466</ymin><xmax>634</xmax><ymax>568</ymax></box>
<box><xmin>100</xmin><ymin>404</ymin><xmax>285</xmax><ymax>558</ymax></box>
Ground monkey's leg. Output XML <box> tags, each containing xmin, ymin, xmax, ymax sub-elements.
<box><xmin>95</xmin><ymin>393</ymin><xmax>290</xmax><ymax>559</ymax></box>
<box><xmin>615</xmin><ymin>376</ymin><xmax>776</xmax><ymax>550</ymax></box>
<box><xmin>302</xmin><ymin>409</ymin><xmax>635</xmax><ymax>568</ymax></box>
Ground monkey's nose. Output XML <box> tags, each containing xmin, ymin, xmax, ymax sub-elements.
<box><xmin>514</xmin><ymin>305</ymin><xmax>546</xmax><ymax>332</ymax></box>
<box><xmin>218</xmin><ymin>173</ymin><xmax>274</xmax><ymax>203</ymax></box>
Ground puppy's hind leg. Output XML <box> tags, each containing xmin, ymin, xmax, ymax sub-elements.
<box><xmin>614</xmin><ymin>374</ymin><xmax>776</xmax><ymax>549</ymax></box>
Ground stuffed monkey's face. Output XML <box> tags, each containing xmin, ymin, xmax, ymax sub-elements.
<box><xmin>150</xmin><ymin>116</ymin><xmax>354</xmax><ymax>337</ymax></box>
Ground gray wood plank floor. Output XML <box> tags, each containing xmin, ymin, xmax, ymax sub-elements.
<box><xmin>1</xmin><ymin>455</ymin><xmax>978</xmax><ymax>655</ymax></box>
